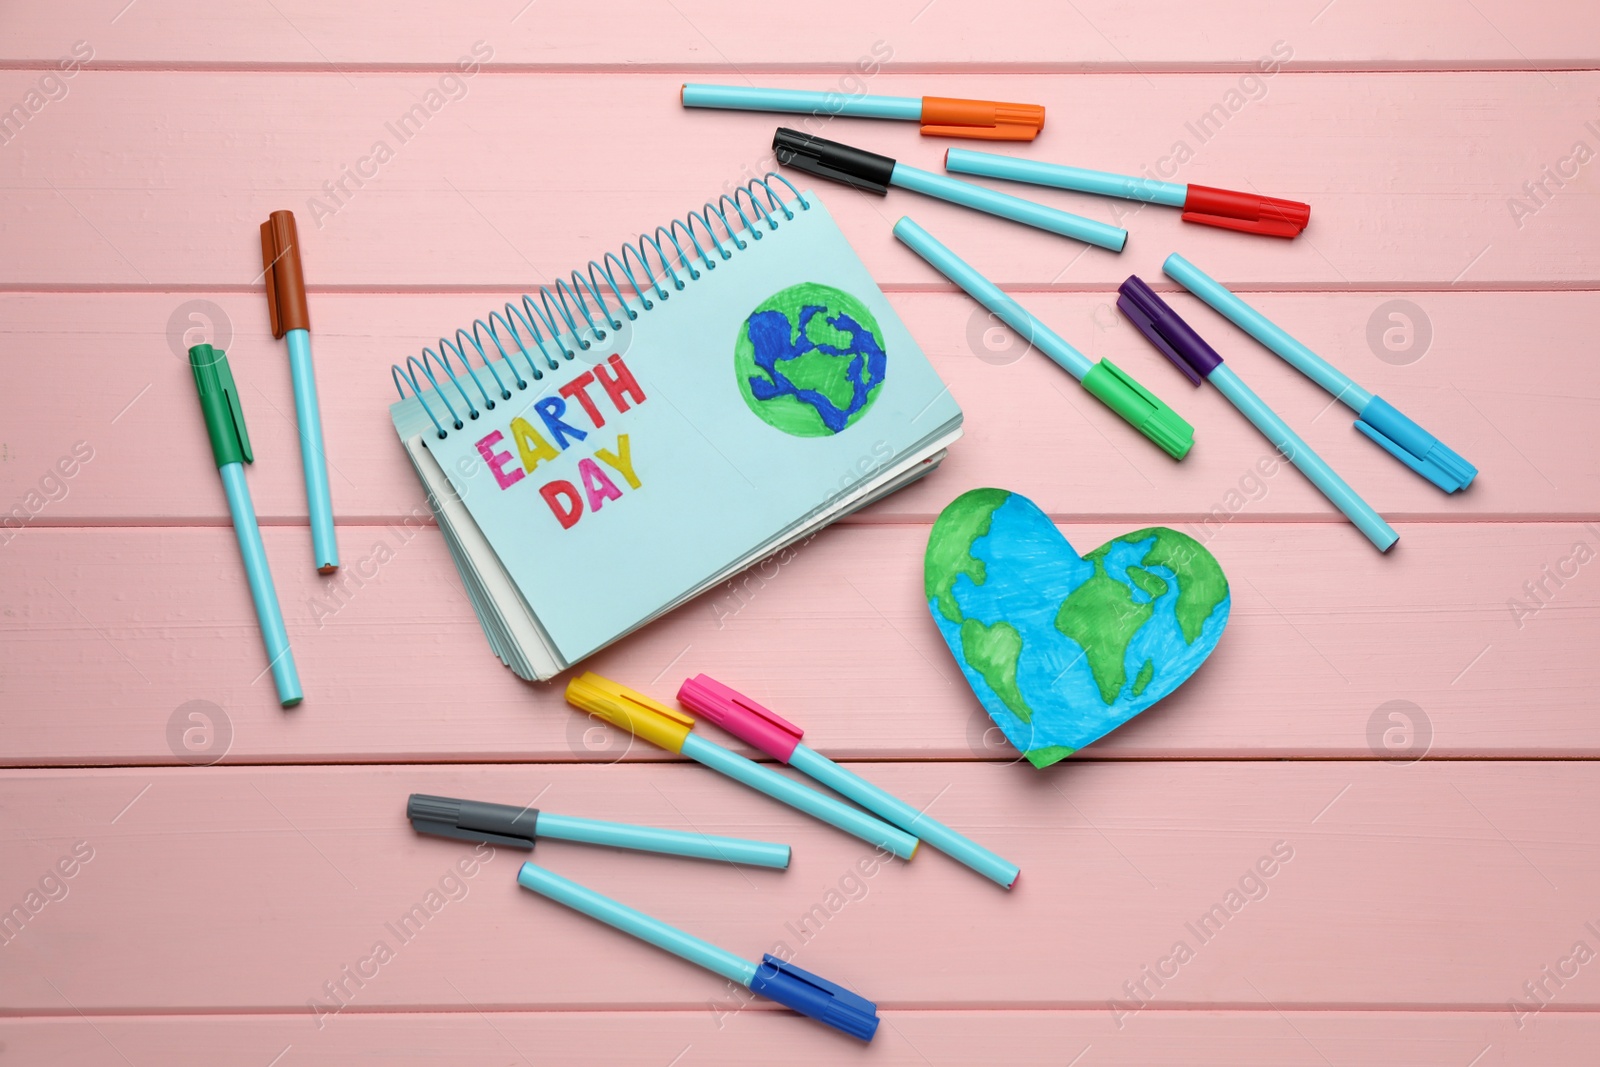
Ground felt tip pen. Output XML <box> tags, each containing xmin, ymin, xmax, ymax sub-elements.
<box><xmin>945</xmin><ymin>149</ymin><xmax>1311</xmax><ymax>238</ymax></box>
<box><xmin>261</xmin><ymin>209</ymin><xmax>339</xmax><ymax>573</ymax></box>
<box><xmin>565</xmin><ymin>673</ymin><xmax>919</xmax><ymax>860</ymax></box>
<box><xmin>678</xmin><ymin>675</ymin><xmax>1021</xmax><ymax>888</ymax></box>
<box><xmin>407</xmin><ymin>793</ymin><xmax>791</xmax><ymax>868</ymax></box>
<box><xmin>1118</xmin><ymin>276</ymin><xmax>1399</xmax><ymax>552</ymax></box>
<box><xmin>773</xmin><ymin>128</ymin><xmax>1127</xmax><ymax>251</ymax></box>
<box><xmin>893</xmin><ymin>217</ymin><xmax>1193</xmax><ymax>459</ymax></box>
<box><xmin>683</xmin><ymin>82</ymin><xmax>1044</xmax><ymax>141</ymax></box>
<box><xmin>188</xmin><ymin>344</ymin><xmax>302</xmax><ymax>707</ymax></box>
<box><xmin>518</xmin><ymin>862</ymin><xmax>880</xmax><ymax>1040</ymax></box>
<box><xmin>1162</xmin><ymin>253</ymin><xmax>1477</xmax><ymax>492</ymax></box>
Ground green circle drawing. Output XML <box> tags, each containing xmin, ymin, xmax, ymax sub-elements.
<box><xmin>734</xmin><ymin>282</ymin><xmax>888</xmax><ymax>437</ymax></box>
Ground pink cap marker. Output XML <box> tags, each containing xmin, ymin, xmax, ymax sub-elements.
<box><xmin>675</xmin><ymin>673</ymin><xmax>1020</xmax><ymax>888</ymax></box>
<box><xmin>677</xmin><ymin>674</ymin><xmax>804</xmax><ymax>763</ymax></box>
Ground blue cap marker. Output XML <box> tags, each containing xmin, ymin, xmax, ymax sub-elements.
<box><xmin>1163</xmin><ymin>253</ymin><xmax>1477</xmax><ymax>492</ymax></box>
<box><xmin>517</xmin><ymin>862</ymin><xmax>880</xmax><ymax>1041</ymax></box>
<box><xmin>1118</xmin><ymin>275</ymin><xmax>1399</xmax><ymax>552</ymax></box>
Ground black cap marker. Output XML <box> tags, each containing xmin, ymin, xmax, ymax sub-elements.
<box><xmin>405</xmin><ymin>793</ymin><xmax>792</xmax><ymax>867</ymax></box>
<box><xmin>770</xmin><ymin>127</ymin><xmax>1128</xmax><ymax>251</ymax></box>
<box><xmin>772</xmin><ymin>128</ymin><xmax>896</xmax><ymax>195</ymax></box>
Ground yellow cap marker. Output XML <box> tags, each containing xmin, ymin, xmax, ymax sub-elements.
<box><xmin>565</xmin><ymin>673</ymin><xmax>918</xmax><ymax>859</ymax></box>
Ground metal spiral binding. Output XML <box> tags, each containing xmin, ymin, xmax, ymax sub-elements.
<box><xmin>392</xmin><ymin>173</ymin><xmax>810</xmax><ymax>439</ymax></box>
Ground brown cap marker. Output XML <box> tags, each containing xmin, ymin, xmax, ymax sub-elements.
<box><xmin>260</xmin><ymin>209</ymin><xmax>311</xmax><ymax>337</ymax></box>
<box><xmin>258</xmin><ymin>208</ymin><xmax>339</xmax><ymax>574</ymax></box>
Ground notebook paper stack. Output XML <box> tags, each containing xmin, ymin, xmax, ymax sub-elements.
<box><xmin>388</xmin><ymin>184</ymin><xmax>962</xmax><ymax>680</ymax></box>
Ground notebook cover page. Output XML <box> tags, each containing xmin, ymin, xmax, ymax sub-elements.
<box><xmin>392</xmin><ymin>193</ymin><xmax>961</xmax><ymax>662</ymax></box>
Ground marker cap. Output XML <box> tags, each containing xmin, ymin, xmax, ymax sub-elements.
<box><xmin>565</xmin><ymin>672</ymin><xmax>696</xmax><ymax>754</ymax></box>
<box><xmin>748</xmin><ymin>954</ymin><xmax>881</xmax><ymax>1041</ymax></box>
<box><xmin>260</xmin><ymin>209</ymin><xmax>311</xmax><ymax>337</ymax></box>
<box><xmin>919</xmin><ymin>96</ymin><xmax>1045</xmax><ymax>141</ymax></box>
<box><xmin>677</xmin><ymin>675</ymin><xmax>804</xmax><ymax>762</ymax></box>
<box><xmin>1354</xmin><ymin>396</ymin><xmax>1478</xmax><ymax>493</ymax></box>
<box><xmin>772</xmin><ymin>128</ymin><xmax>896</xmax><ymax>195</ymax></box>
<box><xmin>407</xmin><ymin>793</ymin><xmax>539</xmax><ymax>849</ymax></box>
<box><xmin>1081</xmin><ymin>358</ymin><xmax>1196</xmax><ymax>460</ymax></box>
<box><xmin>1115</xmin><ymin>274</ymin><xmax>1224</xmax><ymax>385</ymax></box>
<box><xmin>1181</xmin><ymin>184</ymin><xmax>1310</xmax><ymax>238</ymax></box>
<box><xmin>188</xmin><ymin>344</ymin><xmax>253</xmax><ymax>468</ymax></box>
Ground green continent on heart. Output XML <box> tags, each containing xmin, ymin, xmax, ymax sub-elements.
<box><xmin>1131</xmin><ymin>526</ymin><xmax>1228</xmax><ymax>643</ymax></box>
<box><xmin>1126</xmin><ymin>565</ymin><xmax>1168</xmax><ymax>601</ymax></box>
<box><xmin>1132</xmin><ymin>658</ymin><xmax>1155</xmax><ymax>697</ymax></box>
<box><xmin>924</xmin><ymin>488</ymin><xmax>1010</xmax><ymax>624</ymax></box>
<box><xmin>1024</xmin><ymin>744</ymin><xmax>1077</xmax><ymax>769</ymax></box>
<box><xmin>958</xmin><ymin>617</ymin><xmax>1031</xmax><ymax>723</ymax></box>
<box><xmin>1055</xmin><ymin>551</ymin><xmax>1155</xmax><ymax>706</ymax></box>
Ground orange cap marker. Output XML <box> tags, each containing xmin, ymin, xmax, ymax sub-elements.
<box><xmin>680</xmin><ymin>83</ymin><xmax>1044</xmax><ymax>141</ymax></box>
<box><xmin>919</xmin><ymin>96</ymin><xmax>1045</xmax><ymax>141</ymax></box>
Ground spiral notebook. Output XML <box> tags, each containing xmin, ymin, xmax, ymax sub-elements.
<box><xmin>388</xmin><ymin>179</ymin><xmax>963</xmax><ymax>680</ymax></box>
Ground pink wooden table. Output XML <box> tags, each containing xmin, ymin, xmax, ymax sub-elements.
<box><xmin>3</xmin><ymin>2</ymin><xmax>1598</xmax><ymax>1062</ymax></box>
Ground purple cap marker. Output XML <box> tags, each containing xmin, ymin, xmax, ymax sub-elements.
<box><xmin>1115</xmin><ymin>274</ymin><xmax>1223</xmax><ymax>385</ymax></box>
<box><xmin>1114</xmin><ymin>273</ymin><xmax>1399</xmax><ymax>553</ymax></box>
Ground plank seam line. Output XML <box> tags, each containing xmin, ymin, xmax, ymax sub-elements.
<box><xmin>1</xmin><ymin>61</ymin><xmax>1598</xmax><ymax>75</ymax></box>
<box><xmin>4</xmin><ymin>757</ymin><xmax>1598</xmax><ymax>772</ymax></box>
<box><xmin>3</xmin><ymin>284</ymin><xmax>1600</xmax><ymax>296</ymax></box>
<box><xmin>3</xmin><ymin>1003</ymin><xmax>1598</xmax><ymax>1018</ymax></box>
<box><xmin>9</xmin><ymin>517</ymin><xmax>1599</xmax><ymax>531</ymax></box>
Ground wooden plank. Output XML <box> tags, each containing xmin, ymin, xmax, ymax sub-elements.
<box><xmin>2</xmin><ymin>1010</ymin><xmax>1595</xmax><ymax>1065</ymax></box>
<box><xmin>2</xmin><ymin>1</ymin><xmax>1597</xmax><ymax>69</ymax></box>
<box><xmin>1</xmin><ymin>290</ymin><xmax>1592</xmax><ymax>526</ymax></box>
<box><xmin>2</xmin><ymin>72</ymin><xmax>1598</xmax><ymax>289</ymax></box>
<box><xmin>1</xmin><ymin>761</ymin><xmax>1595</xmax><ymax>1013</ymax></box>
<box><xmin>1</xmin><ymin>522</ymin><xmax>1593</xmax><ymax>764</ymax></box>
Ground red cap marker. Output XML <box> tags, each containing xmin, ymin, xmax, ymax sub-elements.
<box><xmin>1181</xmin><ymin>184</ymin><xmax>1310</xmax><ymax>237</ymax></box>
<box><xmin>945</xmin><ymin>148</ymin><xmax>1311</xmax><ymax>238</ymax></box>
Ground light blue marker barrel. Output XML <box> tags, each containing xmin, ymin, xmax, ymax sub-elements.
<box><xmin>946</xmin><ymin>148</ymin><xmax>1187</xmax><ymax>206</ymax></box>
<box><xmin>893</xmin><ymin>216</ymin><xmax>1092</xmax><ymax>378</ymax></box>
<box><xmin>534</xmin><ymin>812</ymin><xmax>790</xmax><ymax>869</ymax></box>
<box><xmin>682</xmin><ymin>83</ymin><xmax>922</xmax><ymax>120</ymax></box>
<box><xmin>518</xmin><ymin>862</ymin><xmax>758</xmax><ymax>986</ymax></box>
<box><xmin>788</xmin><ymin>746</ymin><xmax>1019</xmax><ymax>888</ymax></box>
<box><xmin>1163</xmin><ymin>253</ymin><xmax>1372</xmax><ymax>410</ymax></box>
<box><xmin>680</xmin><ymin>734</ymin><xmax>918</xmax><ymax>859</ymax></box>
<box><xmin>891</xmin><ymin>163</ymin><xmax>1128</xmax><ymax>251</ymax></box>
<box><xmin>285</xmin><ymin>328</ymin><xmax>338</xmax><ymax>572</ymax></box>
<box><xmin>1208</xmin><ymin>365</ymin><xmax>1398</xmax><ymax>552</ymax></box>
<box><xmin>219</xmin><ymin>462</ymin><xmax>302</xmax><ymax>706</ymax></box>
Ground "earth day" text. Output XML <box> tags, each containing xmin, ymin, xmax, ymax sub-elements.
<box><xmin>473</xmin><ymin>354</ymin><xmax>647</xmax><ymax>531</ymax></box>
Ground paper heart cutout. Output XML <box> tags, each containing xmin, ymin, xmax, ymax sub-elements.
<box><xmin>925</xmin><ymin>489</ymin><xmax>1230</xmax><ymax>769</ymax></box>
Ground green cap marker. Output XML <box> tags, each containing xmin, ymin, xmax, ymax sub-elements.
<box><xmin>1082</xmin><ymin>358</ymin><xmax>1194</xmax><ymax>459</ymax></box>
<box><xmin>186</xmin><ymin>343</ymin><xmax>302</xmax><ymax>708</ymax></box>
<box><xmin>891</xmin><ymin>216</ymin><xmax>1194</xmax><ymax>461</ymax></box>
<box><xmin>188</xmin><ymin>344</ymin><xmax>253</xmax><ymax>468</ymax></box>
